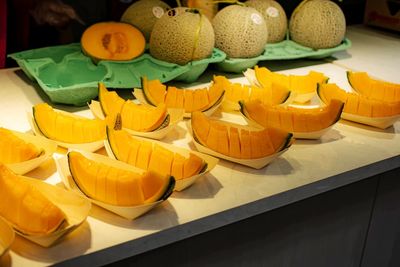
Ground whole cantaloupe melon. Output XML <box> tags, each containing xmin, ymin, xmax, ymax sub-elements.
<box><xmin>212</xmin><ymin>5</ymin><xmax>268</xmax><ymax>58</ymax></box>
<box><xmin>149</xmin><ymin>7</ymin><xmax>215</xmax><ymax>65</ymax></box>
<box><xmin>245</xmin><ymin>0</ymin><xmax>288</xmax><ymax>43</ymax></box>
<box><xmin>289</xmin><ymin>0</ymin><xmax>346</xmax><ymax>49</ymax></box>
<box><xmin>121</xmin><ymin>0</ymin><xmax>171</xmax><ymax>41</ymax></box>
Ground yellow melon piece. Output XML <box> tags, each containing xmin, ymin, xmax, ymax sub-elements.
<box><xmin>240</xmin><ymin>99</ymin><xmax>344</xmax><ymax>133</ymax></box>
<box><xmin>0</xmin><ymin>128</ymin><xmax>43</xmax><ymax>164</ymax></box>
<box><xmin>141</xmin><ymin>76</ymin><xmax>225</xmax><ymax>113</ymax></box>
<box><xmin>98</xmin><ymin>83</ymin><xmax>125</xmax><ymax>116</ymax></box>
<box><xmin>0</xmin><ymin>163</ymin><xmax>65</xmax><ymax>235</ymax></box>
<box><xmin>318</xmin><ymin>83</ymin><xmax>400</xmax><ymax>117</ymax></box>
<box><xmin>68</xmin><ymin>151</ymin><xmax>173</xmax><ymax>206</ymax></box>
<box><xmin>347</xmin><ymin>71</ymin><xmax>400</xmax><ymax>102</ymax></box>
<box><xmin>191</xmin><ymin>111</ymin><xmax>293</xmax><ymax>159</ymax></box>
<box><xmin>107</xmin><ymin>128</ymin><xmax>205</xmax><ymax>180</ymax></box>
<box><xmin>120</xmin><ymin>101</ymin><xmax>169</xmax><ymax>132</ymax></box>
<box><xmin>33</xmin><ymin>103</ymin><xmax>106</xmax><ymax>143</ymax></box>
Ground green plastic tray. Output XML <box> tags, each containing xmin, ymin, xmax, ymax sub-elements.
<box><xmin>216</xmin><ymin>38</ymin><xmax>352</xmax><ymax>73</ymax></box>
<box><xmin>9</xmin><ymin>44</ymin><xmax>226</xmax><ymax>106</ymax></box>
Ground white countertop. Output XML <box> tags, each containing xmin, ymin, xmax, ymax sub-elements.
<box><xmin>0</xmin><ymin>25</ymin><xmax>399</xmax><ymax>266</ymax></box>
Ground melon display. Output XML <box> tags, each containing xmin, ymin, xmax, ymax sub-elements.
<box><xmin>347</xmin><ymin>71</ymin><xmax>400</xmax><ymax>102</ymax></box>
<box><xmin>98</xmin><ymin>82</ymin><xmax>125</xmax><ymax>116</ymax></box>
<box><xmin>317</xmin><ymin>83</ymin><xmax>400</xmax><ymax>117</ymax></box>
<box><xmin>33</xmin><ymin>103</ymin><xmax>106</xmax><ymax>143</ymax></box>
<box><xmin>121</xmin><ymin>0</ymin><xmax>171</xmax><ymax>41</ymax></box>
<box><xmin>0</xmin><ymin>128</ymin><xmax>43</xmax><ymax>164</ymax></box>
<box><xmin>212</xmin><ymin>4</ymin><xmax>268</xmax><ymax>58</ymax></box>
<box><xmin>149</xmin><ymin>7</ymin><xmax>215</xmax><ymax>65</ymax></box>
<box><xmin>289</xmin><ymin>0</ymin><xmax>346</xmax><ymax>49</ymax></box>
<box><xmin>67</xmin><ymin>151</ymin><xmax>174</xmax><ymax>206</ymax></box>
<box><xmin>253</xmin><ymin>66</ymin><xmax>328</xmax><ymax>103</ymax></box>
<box><xmin>245</xmin><ymin>0</ymin><xmax>288</xmax><ymax>43</ymax></box>
<box><xmin>107</xmin><ymin>128</ymin><xmax>206</xmax><ymax>180</ymax></box>
<box><xmin>0</xmin><ymin>164</ymin><xmax>66</xmax><ymax>235</ymax></box>
<box><xmin>213</xmin><ymin>75</ymin><xmax>290</xmax><ymax>109</ymax></box>
<box><xmin>81</xmin><ymin>22</ymin><xmax>146</xmax><ymax>61</ymax></box>
<box><xmin>240</xmin><ymin>99</ymin><xmax>344</xmax><ymax>133</ymax></box>
<box><xmin>191</xmin><ymin>111</ymin><xmax>293</xmax><ymax>159</ymax></box>
<box><xmin>139</xmin><ymin>76</ymin><xmax>225</xmax><ymax>113</ymax></box>
<box><xmin>183</xmin><ymin>0</ymin><xmax>218</xmax><ymax>20</ymax></box>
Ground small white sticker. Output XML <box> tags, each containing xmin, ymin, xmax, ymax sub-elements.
<box><xmin>266</xmin><ymin>7</ymin><xmax>279</xmax><ymax>18</ymax></box>
<box><xmin>251</xmin><ymin>13</ymin><xmax>263</xmax><ymax>25</ymax></box>
<box><xmin>153</xmin><ymin>6</ymin><xmax>165</xmax><ymax>18</ymax></box>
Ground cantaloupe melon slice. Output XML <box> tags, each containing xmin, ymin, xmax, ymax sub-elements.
<box><xmin>0</xmin><ymin>163</ymin><xmax>66</xmax><ymax>235</ymax></box>
<box><xmin>138</xmin><ymin>76</ymin><xmax>225</xmax><ymax>114</ymax></box>
<box><xmin>0</xmin><ymin>128</ymin><xmax>43</xmax><ymax>164</ymax></box>
<box><xmin>240</xmin><ymin>99</ymin><xmax>344</xmax><ymax>139</ymax></box>
<box><xmin>347</xmin><ymin>71</ymin><xmax>400</xmax><ymax>102</ymax></box>
<box><xmin>191</xmin><ymin>111</ymin><xmax>293</xmax><ymax>160</ymax></box>
<box><xmin>106</xmin><ymin>127</ymin><xmax>206</xmax><ymax>180</ymax></box>
<box><xmin>98</xmin><ymin>82</ymin><xmax>125</xmax><ymax>116</ymax></box>
<box><xmin>250</xmin><ymin>66</ymin><xmax>328</xmax><ymax>103</ymax></box>
<box><xmin>213</xmin><ymin>75</ymin><xmax>291</xmax><ymax>111</ymax></box>
<box><xmin>317</xmin><ymin>83</ymin><xmax>400</xmax><ymax>129</ymax></box>
<box><xmin>67</xmin><ymin>151</ymin><xmax>173</xmax><ymax>206</ymax></box>
<box><xmin>33</xmin><ymin>103</ymin><xmax>106</xmax><ymax>144</ymax></box>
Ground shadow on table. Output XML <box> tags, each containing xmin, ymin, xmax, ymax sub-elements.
<box><xmin>172</xmin><ymin>173</ymin><xmax>222</xmax><ymax>200</ymax></box>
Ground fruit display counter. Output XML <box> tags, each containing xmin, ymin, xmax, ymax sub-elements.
<box><xmin>0</xmin><ymin>25</ymin><xmax>399</xmax><ymax>266</ymax></box>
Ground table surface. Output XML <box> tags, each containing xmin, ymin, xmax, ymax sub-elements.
<box><xmin>1</xmin><ymin>25</ymin><xmax>400</xmax><ymax>267</ymax></box>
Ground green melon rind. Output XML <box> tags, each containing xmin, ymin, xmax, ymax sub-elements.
<box><xmin>141</xmin><ymin>77</ymin><xmax>158</xmax><ymax>107</ymax></box>
<box><xmin>32</xmin><ymin>106</ymin><xmax>50</xmax><ymax>140</ymax></box>
<box><xmin>159</xmin><ymin>176</ymin><xmax>175</xmax><ymax>201</ymax></box>
<box><xmin>105</xmin><ymin>127</ymin><xmax>120</xmax><ymax>161</ymax></box>
<box><xmin>346</xmin><ymin>71</ymin><xmax>356</xmax><ymax>91</ymax></box>
<box><xmin>67</xmin><ymin>153</ymin><xmax>92</xmax><ymax>200</ymax></box>
<box><xmin>203</xmin><ymin>90</ymin><xmax>225</xmax><ymax>112</ymax></box>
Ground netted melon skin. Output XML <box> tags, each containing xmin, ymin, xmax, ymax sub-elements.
<box><xmin>212</xmin><ymin>5</ymin><xmax>268</xmax><ymax>59</ymax></box>
<box><xmin>149</xmin><ymin>7</ymin><xmax>215</xmax><ymax>65</ymax></box>
<box><xmin>121</xmin><ymin>0</ymin><xmax>171</xmax><ymax>41</ymax></box>
<box><xmin>245</xmin><ymin>0</ymin><xmax>287</xmax><ymax>43</ymax></box>
<box><xmin>289</xmin><ymin>0</ymin><xmax>346</xmax><ymax>49</ymax></box>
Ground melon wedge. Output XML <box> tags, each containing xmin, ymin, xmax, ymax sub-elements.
<box><xmin>240</xmin><ymin>99</ymin><xmax>344</xmax><ymax>137</ymax></box>
<box><xmin>98</xmin><ymin>82</ymin><xmax>125</xmax><ymax>116</ymax></box>
<box><xmin>139</xmin><ymin>76</ymin><xmax>225</xmax><ymax>113</ymax></box>
<box><xmin>0</xmin><ymin>163</ymin><xmax>66</xmax><ymax>235</ymax></box>
<box><xmin>191</xmin><ymin>111</ymin><xmax>293</xmax><ymax>159</ymax></box>
<box><xmin>106</xmin><ymin>127</ymin><xmax>206</xmax><ymax>180</ymax></box>
<box><xmin>0</xmin><ymin>128</ymin><xmax>43</xmax><ymax>164</ymax></box>
<box><xmin>67</xmin><ymin>151</ymin><xmax>174</xmax><ymax>206</ymax></box>
<box><xmin>347</xmin><ymin>71</ymin><xmax>400</xmax><ymax>102</ymax></box>
<box><xmin>33</xmin><ymin>103</ymin><xmax>106</xmax><ymax>143</ymax></box>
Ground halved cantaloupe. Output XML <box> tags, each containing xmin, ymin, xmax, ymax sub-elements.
<box><xmin>81</xmin><ymin>22</ymin><xmax>146</xmax><ymax>61</ymax></box>
<box><xmin>140</xmin><ymin>76</ymin><xmax>225</xmax><ymax>113</ymax></box>
<box><xmin>240</xmin><ymin>99</ymin><xmax>344</xmax><ymax>133</ymax></box>
<box><xmin>98</xmin><ymin>82</ymin><xmax>125</xmax><ymax>116</ymax></box>
<box><xmin>107</xmin><ymin>128</ymin><xmax>206</xmax><ymax>180</ymax></box>
<box><xmin>254</xmin><ymin>66</ymin><xmax>328</xmax><ymax>103</ymax></box>
<box><xmin>213</xmin><ymin>75</ymin><xmax>291</xmax><ymax>109</ymax></box>
<box><xmin>0</xmin><ymin>163</ymin><xmax>66</xmax><ymax>235</ymax></box>
<box><xmin>33</xmin><ymin>103</ymin><xmax>106</xmax><ymax>143</ymax></box>
<box><xmin>0</xmin><ymin>128</ymin><xmax>43</xmax><ymax>164</ymax></box>
<box><xmin>347</xmin><ymin>71</ymin><xmax>400</xmax><ymax>102</ymax></box>
<box><xmin>118</xmin><ymin>101</ymin><xmax>169</xmax><ymax>132</ymax></box>
<box><xmin>67</xmin><ymin>151</ymin><xmax>174</xmax><ymax>206</ymax></box>
<box><xmin>318</xmin><ymin>83</ymin><xmax>400</xmax><ymax>117</ymax></box>
<box><xmin>191</xmin><ymin>111</ymin><xmax>293</xmax><ymax>159</ymax></box>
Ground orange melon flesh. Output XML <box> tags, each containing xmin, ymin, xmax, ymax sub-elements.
<box><xmin>98</xmin><ymin>83</ymin><xmax>125</xmax><ymax>116</ymax></box>
<box><xmin>68</xmin><ymin>151</ymin><xmax>172</xmax><ymax>206</ymax></box>
<box><xmin>214</xmin><ymin>75</ymin><xmax>290</xmax><ymax>106</ymax></box>
<box><xmin>141</xmin><ymin>77</ymin><xmax>225</xmax><ymax>113</ymax></box>
<box><xmin>107</xmin><ymin>128</ymin><xmax>205</xmax><ymax>180</ymax></box>
<box><xmin>347</xmin><ymin>71</ymin><xmax>400</xmax><ymax>102</ymax></box>
<box><xmin>0</xmin><ymin>128</ymin><xmax>43</xmax><ymax>164</ymax></box>
<box><xmin>240</xmin><ymin>99</ymin><xmax>344</xmax><ymax>133</ymax></box>
<box><xmin>191</xmin><ymin>111</ymin><xmax>293</xmax><ymax>159</ymax></box>
<box><xmin>318</xmin><ymin>83</ymin><xmax>400</xmax><ymax>117</ymax></box>
<box><xmin>81</xmin><ymin>22</ymin><xmax>145</xmax><ymax>61</ymax></box>
<box><xmin>33</xmin><ymin>103</ymin><xmax>106</xmax><ymax>143</ymax></box>
<box><xmin>0</xmin><ymin>164</ymin><xmax>66</xmax><ymax>235</ymax></box>
<box><xmin>120</xmin><ymin>101</ymin><xmax>168</xmax><ymax>132</ymax></box>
